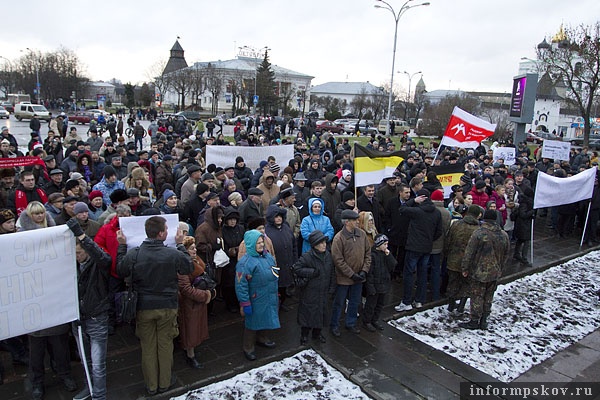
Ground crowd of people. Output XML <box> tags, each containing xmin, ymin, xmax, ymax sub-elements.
<box><xmin>0</xmin><ymin>115</ymin><xmax>599</xmax><ymax>400</ymax></box>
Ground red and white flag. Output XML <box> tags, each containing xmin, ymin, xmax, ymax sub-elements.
<box><xmin>440</xmin><ymin>106</ymin><xmax>496</xmax><ymax>148</ymax></box>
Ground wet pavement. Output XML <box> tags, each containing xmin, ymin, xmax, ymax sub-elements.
<box><xmin>1</xmin><ymin>214</ymin><xmax>598</xmax><ymax>400</ymax></box>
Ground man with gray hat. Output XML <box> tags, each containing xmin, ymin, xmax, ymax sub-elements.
<box><xmin>330</xmin><ymin>209</ymin><xmax>372</xmax><ymax>337</ymax></box>
<box><xmin>44</xmin><ymin>169</ymin><xmax>65</xmax><ymax>195</ymax></box>
<box><xmin>180</xmin><ymin>164</ymin><xmax>203</xmax><ymax>206</ymax></box>
<box><xmin>239</xmin><ymin>188</ymin><xmax>264</xmax><ymax>228</ymax></box>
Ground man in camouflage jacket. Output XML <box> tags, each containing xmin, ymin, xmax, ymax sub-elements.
<box><xmin>443</xmin><ymin>205</ymin><xmax>481</xmax><ymax>313</ymax></box>
<box><xmin>459</xmin><ymin>209</ymin><xmax>510</xmax><ymax>330</ymax></box>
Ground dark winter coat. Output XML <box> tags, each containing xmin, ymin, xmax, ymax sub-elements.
<box><xmin>195</xmin><ymin>206</ymin><xmax>223</xmax><ymax>267</ymax></box>
<box><xmin>365</xmin><ymin>248</ymin><xmax>396</xmax><ymax>295</ymax></box>
<box><xmin>357</xmin><ymin>194</ymin><xmax>382</xmax><ymax>232</ymax></box>
<box><xmin>238</xmin><ymin>197</ymin><xmax>263</xmax><ymax>228</ymax></box>
<box><xmin>320</xmin><ymin>174</ymin><xmax>340</xmax><ymax>218</ymax></box>
<box><xmin>383</xmin><ymin>195</ymin><xmax>416</xmax><ymax>246</ymax></box>
<box><xmin>77</xmin><ymin>236</ymin><xmax>112</xmax><ymax>319</ymax></box>
<box><xmin>400</xmin><ymin>199</ymin><xmax>443</xmax><ymax>254</ymax></box>
<box><xmin>514</xmin><ymin>192</ymin><xmax>535</xmax><ymax>241</ymax></box>
<box><xmin>234</xmin><ymin>165</ymin><xmax>253</xmax><ymax>191</ymax></box>
<box><xmin>291</xmin><ymin>248</ymin><xmax>336</xmax><ymax>328</ymax></box>
<box><xmin>265</xmin><ymin>205</ymin><xmax>297</xmax><ymax>287</ymax></box>
<box><xmin>462</xmin><ymin>221</ymin><xmax>510</xmax><ymax>282</ymax></box>
<box><xmin>116</xmin><ymin>239</ymin><xmax>193</xmax><ymax>310</ymax></box>
<box><xmin>221</xmin><ymin>208</ymin><xmax>245</xmax><ymax>289</ymax></box>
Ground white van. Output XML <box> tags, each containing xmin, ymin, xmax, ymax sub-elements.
<box><xmin>14</xmin><ymin>102</ymin><xmax>51</xmax><ymax>121</ymax></box>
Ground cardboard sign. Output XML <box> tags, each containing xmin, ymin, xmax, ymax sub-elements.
<box><xmin>493</xmin><ymin>147</ymin><xmax>516</xmax><ymax>166</ymax></box>
<box><xmin>541</xmin><ymin>140</ymin><xmax>571</xmax><ymax>161</ymax></box>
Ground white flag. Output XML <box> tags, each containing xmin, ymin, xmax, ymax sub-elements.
<box><xmin>533</xmin><ymin>167</ymin><xmax>597</xmax><ymax>209</ymax></box>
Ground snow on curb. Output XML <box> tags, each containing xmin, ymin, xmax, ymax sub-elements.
<box><xmin>389</xmin><ymin>250</ymin><xmax>600</xmax><ymax>382</ymax></box>
<box><xmin>171</xmin><ymin>349</ymin><xmax>371</xmax><ymax>400</ymax></box>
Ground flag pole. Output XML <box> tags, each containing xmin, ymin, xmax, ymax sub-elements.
<box><xmin>580</xmin><ymin>201</ymin><xmax>592</xmax><ymax>248</ymax></box>
<box><xmin>77</xmin><ymin>324</ymin><xmax>94</xmax><ymax>397</ymax></box>
<box><xmin>530</xmin><ymin>219</ymin><xmax>534</xmax><ymax>266</ymax></box>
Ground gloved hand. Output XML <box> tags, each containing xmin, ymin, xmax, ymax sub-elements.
<box><xmin>351</xmin><ymin>273</ymin><xmax>364</xmax><ymax>283</ymax></box>
<box><xmin>358</xmin><ymin>271</ymin><xmax>367</xmax><ymax>282</ymax></box>
<box><xmin>366</xmin><ymin>284</ymin><xmax>376</xmax><ymax>296</ymax></box>
<box><xmin>243</xmin><ymin>305</ymin><xmax>253</xmax><ymax>316</ymax></box>
<box><xmin>311</xmin><ymin>268</ymin><xmax>321</xmax><ymax>278</ymax></box>
<box><xmin>66</xmin><ymin>218</ymin><xmax>84</xmax><ymax>237</ymax></box>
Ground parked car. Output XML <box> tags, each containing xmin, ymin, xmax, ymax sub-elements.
<box><xmin>315</xmin><ymin>120</ymin><xmax>345</xmax><ymax>134</ymax></box>
<box><xmin>175</xmin><ymin>111</ymin><xmax>202</xmax><ymax>121</ymax></box>
<box><xmin>68</xmin><ymin>111</ymin><xmax>93</xmax><ymax>124</ymax></box>
<box><xmin>569</xmin><ymin>134</ymin><xmax>600</xmax><ymax>146</ymax></box>
<box><xmin>0</xmin><ymin>106</ymin><xmax>9</xmax><ymax>119</ymax></box>
<box><xmin>86</xmin><ymin>109</ymin><xmax>107</xmax><ymax>120</ymax></box>
<box><xmin>538</xmin><ymin>132</ymin><xmax>561</xmax><ymax>141</ymax></box>
<box><xmin>14</xmin><ymin>102</ymin><xmax>51</xmax><ymax>121</ymax></box>
<box><xmin>227</xmin><ymin>114</ymin><xmax>249</xmax><ymax>125</ymax></box>
<box><xmin>526</xmin><ymin>132</ymin><xmax>543</xmax><ymax>144</ymax></box>
<box><xmin>0</xmin><ymin>102</ymin><xmax>13</xmax><ymax>113</ymax></box>
<box><xmin>378</xmin><ymin>119</ymin><xmax>411</xmax><ymax>135</ymax></box>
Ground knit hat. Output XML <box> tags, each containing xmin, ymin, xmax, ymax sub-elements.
<box><xmin>431</xmin><ymin>189</ymin><xmax>444</xmax><ymax>201</ymax></box>
<box><xmin>483</xmin><ymin>209</ymin><xmax>498</xmax><ymax>222</ymax></box>
<box><xmin>475</xmin><ymin>180</ymin><xmax>486</xmax><ymax>189</ymax></box>
<box><xmin>416</xmin><ymin>189</ymin><xmax>430</xmax><ymax>198</ymax></box>
<box><xmin>0</xmin><ymin>208</ymin><xmax>16</xmax><ymax>224</ymax></box>
<box><xmin>342</xmin><ymin>191</ymin><xmax>355</xmax><ymax>202</ymax></box>
<box><xmin>103</xmin><ymin>165</ymin><xmax>117</xmax><ymax>179</ymax></box>
<box><xmin>73</xmin><ymin>202</ymin><xmax>89</xmax><ymax>214</ymax></box>
<box><xmin>342</xmin><ymin>170</ymin><xmax>352</xmax><ymax>179</ymax></box>
<box><xmin>259</xmin><ymin>160</ymin><xmax>268</xmax><ymax>169</ymax></box>
<box><xmin>163</xmin><ymin>189</ymin><xmax>176</xmax><ymax>202</ymax></box>
<box><xmin>374</xmin><ymin>234</ymin><xmax>389</xmax><ymax>248</ymax></box>
<box><xmin>195</xmin><ymin>182</ymin><xmax>209</xmax><ymax>195</ymax></box>
<box><xmin>236</xmin><ymin>156</ymin><xmax>244</xmax><ymax>164</ymax></box>
<box><xmin>88</xmin><ymin>190</ymin><xmax>103</xmax><ymax>201</ymax></box>
<box><xmin>228</xmin><ymin>192</ymin><xmax>242</xmax><ymax>203</ymax></box>
<box><xmin>467</xmin><ymin>204</ymin><xmax>482</xmax><ymax>217</ymax></box>
<box><xmin>269</xmin><ymin>163</ymin><xmax>280</xmax><ymax>174</ymax></box>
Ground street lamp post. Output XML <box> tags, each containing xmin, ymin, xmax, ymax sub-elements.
<box><xmin>375</xmin><ymin>0</ymin><xmax>430</xmax><ymax>135</ymax></box>
<box><xmin>402</xmin><ymin>70</ymin><xmax>421</xmax><ymax>121</ymax></box>
<box><xmin>25</xmin><ymin>48</ymin><xmax>41</xmax><ymax>104</ymax></box>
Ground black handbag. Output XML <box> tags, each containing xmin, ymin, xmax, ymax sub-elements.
<box><xmin>120</xmin><ymin>247</ymin><xmax>140</xmax><ymax>324</ymax></box>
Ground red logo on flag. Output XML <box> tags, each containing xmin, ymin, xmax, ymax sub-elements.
<box><xmin>441</xmin><ymin>107</ymin><xmax>496</xmax><ymax>148</ymax></box>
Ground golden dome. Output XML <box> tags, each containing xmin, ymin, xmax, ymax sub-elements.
<box><xmin>552</xmin><ymin>24</ymin><xmax>568</xmax><ymax>43</ymax></box>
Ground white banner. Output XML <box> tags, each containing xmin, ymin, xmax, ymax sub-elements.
<box><xmin>533</xmin><ymin>167</ymin><xmax>597</xmax><ymax>209</ymax></box>
<box><xmin>205</xmin><ymin>145</ymin><xmax>295</xmax><ymax>171</ymax></box>
<box><xmin>0</xmin><ymin>226</ymin><xmax>79</xmax><ymax>340</ymax></box>
<box><xmin>118</xmin><ymin>214</ymin><xmax>180</xmax><ymax>250</ymax></box>
<box><xmin>541</xmin><ymin>140</ymin><xmax>571</xmax><ymax>161</ymax></box>
<box><xmin>492</xmin><ymin>147</ymin><xmax>516</xmax><ymax>165</ymax></box>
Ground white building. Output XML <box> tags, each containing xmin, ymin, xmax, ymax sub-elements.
<box><xmin>310</xmin><ymin>81</ymin><xmax>384</xmax><ymax>116</ymax></box>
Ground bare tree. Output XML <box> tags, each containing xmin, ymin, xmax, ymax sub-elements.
<box><xmin>370</xmin><ymin>87</ymin><xmax>387</xmax><ymax>121</ymax></box>
<box><xmin>146</xmin><ymin>58</ymin><xmax>170</xmax><ymax>106</ymax></box>
<box><xmin>537</xmin><ymin>22</ymin><xmax>600</xmax><ymax>146</ymax></box>
<box><xmin>227</xmin><ymin>68</ymin><xmax>253</xmax><ymax>115</ymax></box>
<box><xmin>205</xmin><ymin>63</ymin><xmax>224</xmax><ymax>115</ymax></box>
<box><xmin>170</xmin><ymin>68</ymin><xmax>193</xmax><ymax>109</ymax></box>
<box><xmin>420</xmin><ymin>93</ymin><xmax>480</xmax><ymax>137</ymax></box>
<box><xmin>349</xmin><ymin>87</ymin><xmax>370</xmax><ymax>118</ymax></box>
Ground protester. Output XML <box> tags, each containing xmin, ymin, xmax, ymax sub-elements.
<box><xmin>291</xmin><ymin>230</ymin><xmax>336</xmax><ymax>344</ymax></box>
<box><xmin>116</xmin><ymin>217</ymin><xmax>193</xmax><ymax>395</ymax></box>
<box><xmin>235</xmin><ymin>230</ymin><xmax>279</xmax><ymax>361</ymax></box>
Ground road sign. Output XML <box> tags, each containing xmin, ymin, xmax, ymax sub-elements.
<box><xmin>253</xmin><ymin>95</ymin><xmax>259</xmax><ymax>105</ymax></box>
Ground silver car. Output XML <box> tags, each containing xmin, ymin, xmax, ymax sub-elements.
<box><xmin>0</xmin><ymin>106</ymin><xmax>8</xmax><ymax>119</ymax></box>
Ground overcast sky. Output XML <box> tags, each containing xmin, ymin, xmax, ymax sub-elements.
<box><xmin>2</xmin><ymin>0</ymin><xmax>599</xmax><ymax>95</ymax></box>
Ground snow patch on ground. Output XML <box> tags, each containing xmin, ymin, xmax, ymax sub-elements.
<box><xmin>390</xmin><ymin>250</ymin><xmax>600</xmax><ymax>383</ymax></box>
<box><xmin>171</xmin><ymin>349</ymin><xmax>371</xmax><ymax>400</ymax></box>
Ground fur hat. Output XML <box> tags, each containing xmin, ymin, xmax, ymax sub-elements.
<box><xmin>110</xmin><ymin>189</ymin><xmax>129</xmax><ymax>204</ymax></box>
<box><xmin>247</xmin><ymin>217</ymin><xmax>266</xmax><ymax>230</ymax></box>
<box><xmin>0</xmin><ymin>208</ymin><xmax>16</xmax><ymax>224</ymax></box>
<box><xmin>308</xmin><ymin>230</ymin><xmax>327</xmax><ymax>247</ymax></box>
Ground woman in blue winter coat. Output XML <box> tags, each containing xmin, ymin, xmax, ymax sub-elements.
<box><xmin>235</xmin><ymin>229</ymin><xmax>280</xmax><ymax>361</ymax></box>
<box><xmin>300</xmin><ymin>197</ymin><xmax>334</xmax><ymax>253</ymax></box>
